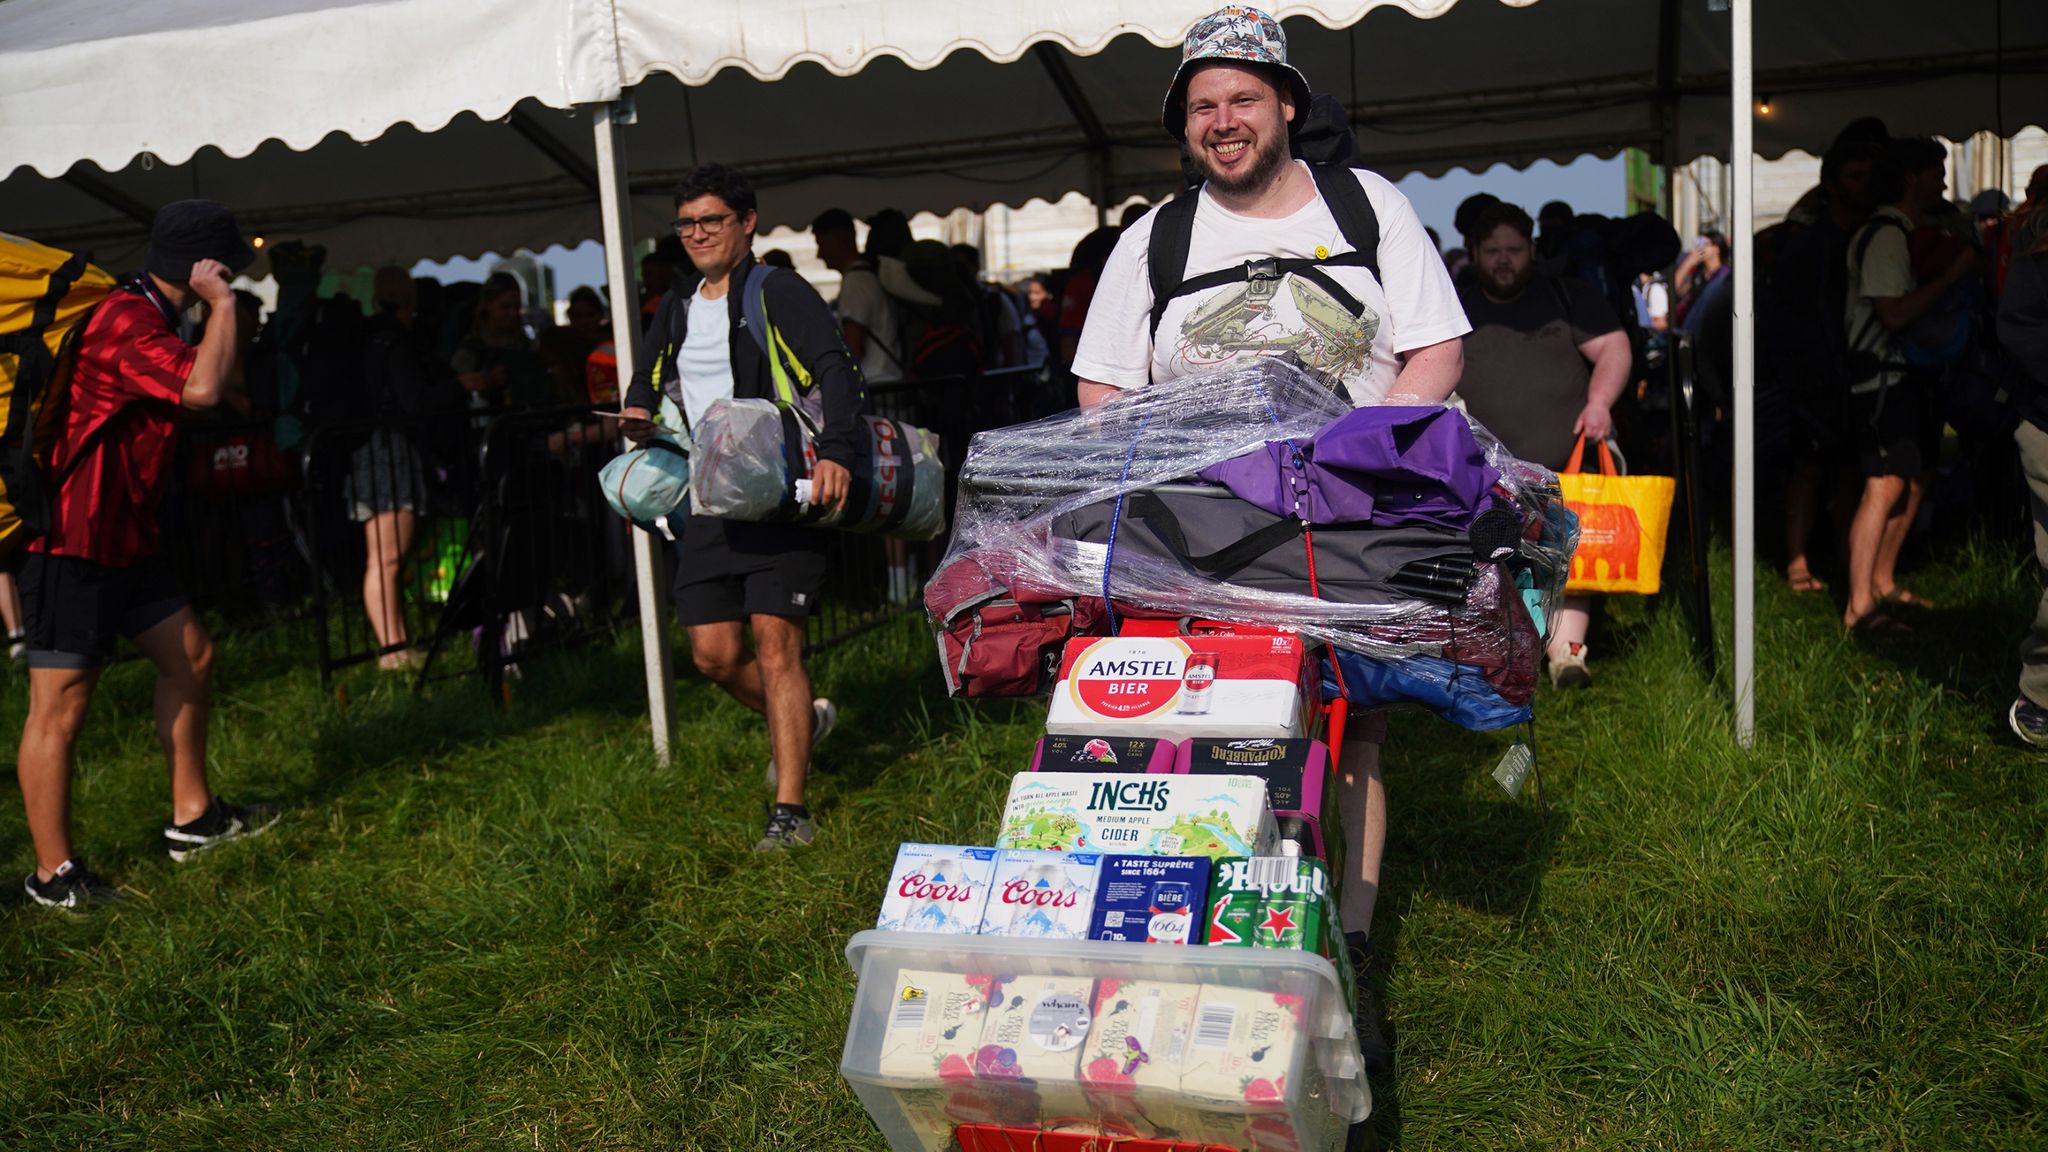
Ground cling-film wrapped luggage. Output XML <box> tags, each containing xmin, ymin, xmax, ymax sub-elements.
<box><xmin>691</xmin><ymin>397</ymin><xmax>947</xmax><ymax>540</ymax></box>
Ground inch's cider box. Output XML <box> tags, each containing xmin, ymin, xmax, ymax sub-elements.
<box><xmin>1087</xmin><ymin>855</ymin><xmax>1213</xmax><ymax>944</ymax></box>
<box><xmin>996</xmin><ymin>772</ymin><xmax>1276</xmax><ymax>860</ymax></box>
<box><xmin>1043</xmin><ymin>632</ymin><xmax>1316</xmax><ymax>741</ymax></box>
<box><xmin>876</xmin><ymin>844</ymin><xmax>999</xmax><ymax>934</ymax></box>
<box><xmin>1031</xmin><ymin>733</ymin><xmax>1179</xmax><ymax>774</ymax></box>
<box><xmin>1177</xmin><ymin>738</ymin><xmax>1332</xmax><ymax>860</ymax></box>
<box><xmin>976</xmin><ymin>849</ymin><xmax>1103</xmax><ymax>940</ymax></box>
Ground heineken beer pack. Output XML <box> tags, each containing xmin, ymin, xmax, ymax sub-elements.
<box><xmin>996</xmin><ymin>771</ymin><xmax>1276</xmax><ymax>860</ymax></box>
<box><xmin>1043</xmin><ymin>633</ymin><xmax>1316</xmax><ymax>741</ymax></box>
<box><xmin>1030</xmin><ymin>733</ymin><xmax>1178</xmax><ymax>774</ymax></box>
<box><xmin>1203</xmin><ymin>856</ymin><xmax>1339</xmax><ymax>957</ymax></box>
<box><xmin>1177</xmin><ymin>738</ymin><xmax>1332</xmax><ymax>859</ymax></box>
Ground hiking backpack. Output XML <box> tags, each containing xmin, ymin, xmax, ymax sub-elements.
<box><xmin>1848</xmin><ymin>215</ymin><xmax>1978</xmax><ymax>374</ymax></box>
<box><xmin>1148</xmin><ymin>94</ymin><xmax>1382</xmax><ymax>347</ymax></box>
<box><xmin>0</xmin><ymin>235</ymin><xmax>117</xmax><ymax>558</ymax></box>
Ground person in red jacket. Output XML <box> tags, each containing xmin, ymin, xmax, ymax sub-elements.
<box><xmin>17</xmin><ymin>200</ymin><xmax>280</xmax><ymax>910</ymax></box>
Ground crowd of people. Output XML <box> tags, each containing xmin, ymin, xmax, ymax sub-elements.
<box><xmin>19</xmin><ymin>19</ymin><xmax>2048</xmax><ymax>1096</ymax></box>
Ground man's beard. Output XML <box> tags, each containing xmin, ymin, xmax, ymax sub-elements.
<box><xmin>1193</xmin><ymin>129</ymin><xmax>1291</xmax><ymax>195</ymax></box>
<box><xmin>1483</xmin><ymin>262</ymin><xmax>1532</xmax><ymax>300</ymax></box>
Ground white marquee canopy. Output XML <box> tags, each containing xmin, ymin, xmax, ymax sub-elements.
<box><xmin>4</xmin><ymin>0</ymin><xmax>2043</xmax><ymax>270</ymax></box>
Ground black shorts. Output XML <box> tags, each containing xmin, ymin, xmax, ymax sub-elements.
<box><xmin>670</xmin><ymin>515</ymin><xmax>828</xmax><ymax>626</ymax></box>
<box><xmin>1850</xmin><ymin>379</ymin><xmax>1933</xmax><ymax>478</ymax></box>
<box><xmin>20</xmin><ymin>552</ymin><xmax>187</xmax><ymax>669</ymax></box>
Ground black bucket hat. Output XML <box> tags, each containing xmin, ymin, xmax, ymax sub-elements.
<box><xmin>143</xmin><ymin>199</ymin><xmax>256</xmax><ymax>281</ymax></box>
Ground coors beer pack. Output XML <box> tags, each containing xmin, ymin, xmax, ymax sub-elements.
<box><xmin>976</xmin><ymin>849</ymin><xmax>1103</xmax><ymax>940</ymax></box>
<box><xmin>1043</xmin><ymin>632</ymin><xmax>1316</xmax><ymax>741</ymax></box>
<box><xmin>876</xmin><ymin>844</ymin><xmax>999</xmax><ymax>934</ymax></box>
<box><xmin>996</xmin><ymin>772</ymin><xmax>1276</xmax><ymax>860</ymax></box>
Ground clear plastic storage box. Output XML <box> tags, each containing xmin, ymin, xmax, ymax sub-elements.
<box><xmin>840</xmin><ymin>930</ymin><xmax>1368</xmax><ymax>1152</ymax></box>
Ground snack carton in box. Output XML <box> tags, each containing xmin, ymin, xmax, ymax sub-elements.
<box><xmin>1079</xmin><ymin>977</ymin><xmax>1204</xmax><ymax>1136</ymax></box>
<box><xmin>996</xmin><ymin>772</ymin><xmax>1276</xmax><ymax>860</ymax></box>
<box><xmin>975</xmin><ymin>974</ymin><xmax>1095</xmax><ymax>1121</ymax></box>
<box><xmin>1178</xmin><ymin>739</ymin><xmax>1332</xmax><ymax>860</ymax></box>
<box><xmin>876</xmin><ymin>969</ymin><xmax>995</xmax><ymax>1082</ymax></box>
<box><xmin>1031</xmin><ymin>733</ymin><xmax>1179</xmax><ymax>774</ymax></box>
<box><xmin>1178</xmin><ymin>983</ymin><xmax>1307</xmax><ymax>1113</ymax></box>
<box><xmin>1044</xmin><ymin>633</ymin><xmax>1316</xmax><ymax>741</ymax></box>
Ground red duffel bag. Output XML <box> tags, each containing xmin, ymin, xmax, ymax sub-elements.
<box><xmin>925</xmin><ymin>551</ymin><xmax>1110</xmax><ymax>697</ymax></box>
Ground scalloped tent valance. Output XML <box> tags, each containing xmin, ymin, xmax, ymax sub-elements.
<box><xmin>2</xmin><ymin>0</ymin><xmax>2042</xmax><ymax>269</ymax></box>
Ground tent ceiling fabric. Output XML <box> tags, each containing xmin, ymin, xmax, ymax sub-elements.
<box><xmin>1</xmin><ymin>0</ymin><xmax>2043</xmax><ymax>270</ymax></box>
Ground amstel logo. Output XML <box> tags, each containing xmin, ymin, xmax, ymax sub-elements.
<box><xmin>1067</xmin><ymin>636</ymin><xmax>1190</xmax><ymax>719</ymax></box>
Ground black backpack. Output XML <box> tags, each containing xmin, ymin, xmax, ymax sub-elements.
<box><xmin>1147</xmin><ymin>93</ymin><xmax>1382</xmax><ymax>343</ymax></box>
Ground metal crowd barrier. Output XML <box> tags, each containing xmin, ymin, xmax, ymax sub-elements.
<box><xmin>156</xmin><ymin>364</ymin><xmax>1073</xmax><ymax>697</ymax></box>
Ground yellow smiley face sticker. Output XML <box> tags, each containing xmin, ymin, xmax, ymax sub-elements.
<box><xmin>1314</xmin><ymin>245</ymin><xmax>1330</xmax><ymax>260</ymax></box>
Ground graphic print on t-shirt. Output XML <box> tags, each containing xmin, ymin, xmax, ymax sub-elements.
<box><xmin>1170</xmin><ymin>273</ymin><xmax>1378</xmax><ymax>389</ymax></box>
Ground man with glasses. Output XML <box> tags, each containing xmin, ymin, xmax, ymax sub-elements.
<box><xmin>620</xmin><ymin>164</ymin><xmax>863</xmax><ymax>851</ymax></box>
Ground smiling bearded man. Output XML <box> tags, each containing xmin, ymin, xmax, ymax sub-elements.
<box><xmin>1067</xmin><ymin>5</ymin><xmax>1473</xmax><ymax>1081</ymax></box>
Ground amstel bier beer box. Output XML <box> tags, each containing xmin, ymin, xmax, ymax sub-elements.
<box><xmin>995</xmin><ymin>772</ymin><xmax>1277</xmax><ymax>860</ymax></box>
<box><xmin>1043</xmin><ymin>633</ymin><xmax>1316</xmax><ymax>741</ymax></box>
<box><xmin>1030</xmin><ymin>733</ymin><xmax>1179</xmax><ymax>774</ymax></box>
<box><xmin>1177</xmin><ymin>738</ymin><xmax>1332</xmax><ymax>859</ymax></box>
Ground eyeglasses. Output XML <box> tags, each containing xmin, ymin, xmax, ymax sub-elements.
<box><xmin>672</xmin><ymin>213</ymin><xmax>734</xmax><ymax>238</ymax></box>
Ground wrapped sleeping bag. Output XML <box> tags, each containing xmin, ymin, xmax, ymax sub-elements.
<box><xmin>690</xmin><ymin>397</ymin><xmax>946</xmax><ymax>540</ymax></box>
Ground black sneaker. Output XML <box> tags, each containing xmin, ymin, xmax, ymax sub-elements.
<box><xmin>163</xmin><ymin>796</ymin><xmax>282</xmax><ymax>862</ymax></box>
<box><xmin>2010</xmin><ymin>697</ymin><xmax>2048</xmax><ymax>748</ymax></box>
<box><xmin>24</xmin><ymin>858</ymin><xmax>124</xmax><ymax>910</ymax></box>
<box><xmin>755</xmin><ymin>802</ymin><xmax>816</xmax><ymax>852</ymax></box>
<box><xmin>1347</xmin><ymin>932</ymin><xmax>1393</xmax><ymax>1076</ymax></box>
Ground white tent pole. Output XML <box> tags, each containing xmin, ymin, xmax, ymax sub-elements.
<box><xmin>1731</xmin><ymin>0</ymin><xmax>1757</xmax><ymax>748</ymax></box>
<box><xmin>594</xmin><ymin>98</ymin><xmax>676</xmax><ymax>767</ymax></box>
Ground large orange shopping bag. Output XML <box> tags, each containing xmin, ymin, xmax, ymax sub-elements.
<box><xmin>1559</xmin><ymin>436</ymin><xmax>1673</xmax><ymax>594</ymax></box>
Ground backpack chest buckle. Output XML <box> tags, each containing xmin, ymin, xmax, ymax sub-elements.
<box><xmin>1246</xmin><ymin>258</ymin><xmax>1281</xmax><ymax>283</ymax></box>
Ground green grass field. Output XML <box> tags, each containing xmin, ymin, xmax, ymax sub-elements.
<box><xmin>2</xmin><ymin>544</ymin><xmax>2045</xmax><ymax>1150</ymax></box>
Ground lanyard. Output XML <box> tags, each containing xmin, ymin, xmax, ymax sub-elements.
<box><xmin>129</xmin><ymin>273</ymin><xmax>184</xmax><ymax>331</ymax></box>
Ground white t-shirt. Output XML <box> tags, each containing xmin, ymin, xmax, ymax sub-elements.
<box><xmin>678</xmin><ymin>283</ymin><xmax>736</xmax><ymax>432</ymax></box>
<box><xmin>1072</xmin><ymin>163</ymin><xmax>1469</xmax><ymax>405</ymax></box>
<box><xmin>833</xmin><ymin>262</ymin><xmax>904</xmax><ymax>384</ymax></box>
<box><xmin>1845</xmin><ymin>205</ymin><xmax>1915</xmax><ymax>394</ymax></box>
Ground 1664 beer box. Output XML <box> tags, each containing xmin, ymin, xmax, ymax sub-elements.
<box><xmin>1087</xmin><ymin>855</ymin><xmax>1212</xmax><ymax>945</ymax></box>
<box><xmin>996</xmin><ymin>772</ymin><xmax>1276</xmax><ymax>860</ymax></box>
<box><xmin>876</xmin><ymin>844</ymin><xmax>999</xmax><ymax>934</ymax></box>
<box><xmin>1178</xmin><ymin>738</ymin><xmax>1332</xmax><ymax>860</ymax></box>
<box><xmin>1043</xmin><ymin>632</ymin><xmax>1316</xmax><ymax>741</ymax></box>
<box><xmin>976</xmin><ymin>849</ymin><xmax>1103</xmax><ymax>940</ymax></box>
<box><xmin>1030</xmin><ymin>733</ymin><xmax>1178</xmax><ymax>774</ymax></box>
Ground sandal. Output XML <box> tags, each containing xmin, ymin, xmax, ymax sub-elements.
<box><xmin>1878</xmin><ymin>587</ymin><xmax>1935</xmax><ymax>610</ymax></box>
<box><xmin>1786</xmin><ymin>571</ymin><xmax>1828</xmax><ymax>594</ymax></box>
<box><xmin>1846</xmin><ymin>610</ymin><xmax>1912</xmax><ymax>636</ymax></box>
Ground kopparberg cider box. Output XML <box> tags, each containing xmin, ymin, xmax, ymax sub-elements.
<box><xmin>876</xmin><ymin>969</ymin><xmax>995</xmax><ymax>1082</ymax></box>
<box><xmin>875</xmin><ymin>843</ymin><xmax>999</xmax><ymax>934</ymax></box>
<box><xmin>1044</xmin><ymin>634</ymin><xmax>1315</xmax><ymax>741</ymax></box>
<box><xmin>996</xmin><ymin>772</ymin><xmax>1276</xmax><ymax>860</ymax></box>
<box><xmin>1177</xmin><ymin>738</ymin><xmax>1332</xmax><ymax>859</ymax></box>
<box><xmin>976</xmin><ymin>849</ymin><xmax>1103</xmax><ymax>941</ymax></box>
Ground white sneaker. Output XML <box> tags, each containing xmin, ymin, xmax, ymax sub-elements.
<box><xmin>1549</xmin><ymin>643</ymin><xmax>1592</xmax><ymax>690</ymax></box>
<box><xmin>765</xmin><ymin>698</ymin><xmax>837</xmax><ymax>788</ymax></box>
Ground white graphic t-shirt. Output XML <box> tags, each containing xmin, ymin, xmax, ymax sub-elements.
<box><xmin>1072</xmin><ymin>164</ymin><xmax>1469</xmax><ymax>405</ymax></box>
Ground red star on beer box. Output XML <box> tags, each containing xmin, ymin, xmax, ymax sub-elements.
<box><xmin>1259</xmin><ymin>906</ymin><xmax>1296</xmax><ymax>939</ymax></box>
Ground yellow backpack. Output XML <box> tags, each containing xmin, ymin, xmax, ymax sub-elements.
<box><xmin>0</xmin><ymin>234</ymin><xmax>117</xmax><ymax>557</ymax></box>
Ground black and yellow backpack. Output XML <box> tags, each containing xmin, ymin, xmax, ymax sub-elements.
<box><xmin>0</xmin><ymin>234</ymin><xmax>117</xmax><ymax>558</ymax></box>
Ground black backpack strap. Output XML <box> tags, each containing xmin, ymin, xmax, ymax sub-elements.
<box><xmin>1307</xmin><ymin>164</ymin><xmax>1381</xmax><ymax>285</ymax></box>
<box><xmin>1147</xmin><ymin>195</ymin><xmax>1200</xmax><ymax>340</ymax></box>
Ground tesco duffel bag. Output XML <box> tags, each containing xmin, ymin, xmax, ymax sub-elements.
<box><xmin>690</xmin><ymin>397</ymin><xmax>946</xmax><ymax>540</ymax></box>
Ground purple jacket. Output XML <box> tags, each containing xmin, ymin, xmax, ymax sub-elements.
<box><xmin>1198</xmin><ymin>405</ymin><xmax>1500</xmax><ymax>530</ymax></box>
